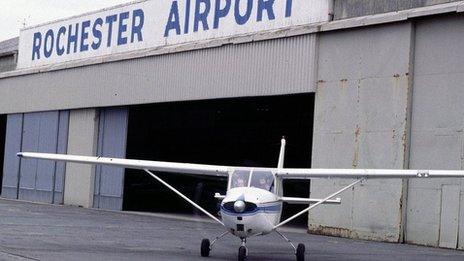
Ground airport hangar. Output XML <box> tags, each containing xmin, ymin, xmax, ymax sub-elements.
<box><xmin>1</xmin><ymin>0</ymin><xmax>464</xmax><ymax>250</ymax></box>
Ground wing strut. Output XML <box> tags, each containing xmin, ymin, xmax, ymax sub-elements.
<box><xmin>143</xmin><ymin>169</ymin><xmax>225</xmax><ymax>227</ymax></box>
<box><xmin>273</xmin><ymin>178</ymin><xmax>364</xmax><ymax>230</ymax></box>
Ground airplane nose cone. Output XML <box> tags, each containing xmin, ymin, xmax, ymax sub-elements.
<box><xmin>234</xmin><ymin>200</ymin><xmax>246</xmax><ymax>213</ymax></box>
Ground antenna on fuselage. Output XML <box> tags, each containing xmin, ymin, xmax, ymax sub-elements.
<box><xmin>277</xmin><ymin>136</ymin><xmax>286</xmax><ymax>169</ymax></box>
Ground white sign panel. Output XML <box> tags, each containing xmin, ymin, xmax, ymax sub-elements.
<box><xmin>17</xmin><ymin>0</ymin><xmax>331</xmax><ymax>69</ymax></box>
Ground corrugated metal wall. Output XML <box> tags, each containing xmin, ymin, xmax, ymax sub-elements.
<box><xmin>310</xmin><ymin>22</ymin><xmax>414</xmax><ymax>242</ymax></box>
<box><xmin>0</xmin><ymin>34</ymin><xmax>317</xmax><ymax>114</ymax></box>
<box><xmin>406</xmin><ymin>15</ymin><xmax>464</xmax><ymax>249</ymax></box>
<box><xmin>333</xmin><ymin>0</ymin><xmax>462</xmax><ymax>20</ymax></box>
<box><xmin>1</xmin><ymin>111</ymin><xmax>69</xmax><ymax>203</ymax></box>
<box><xmin>93</xmin><ymin>107</ymin><xmax>128</xmax><ymax>210</ymax></box>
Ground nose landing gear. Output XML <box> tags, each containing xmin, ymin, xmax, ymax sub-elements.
<box><xmin>238</xmin><ymin>245</ymin><xmax>247</xmax><ymax>261</ymax></box>
<box><xmin>238</xmin><ymin>238</ymin><xmax>248</xmax><ymax>261</ymax></box>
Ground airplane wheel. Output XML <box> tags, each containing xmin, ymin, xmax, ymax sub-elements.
<box><xmin>238</xmin><ymin>246</ymin><xmax>247</xmax><ymax>261</ymax></box>
<box><xmin>201</xmin><ymin>238</ymin><xmax>210</xmax><ymax>257</ymax></box>
<box><xmin>296</xmin><ymin>243</ymin><xmax>305</xmax><ymax>261</ymax></box>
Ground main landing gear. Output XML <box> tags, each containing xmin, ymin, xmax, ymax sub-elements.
<box><xmin>200</xmin><ymin>231</ymin><xmax>229</xmax><ymax>257</ymax></box>
<box><xmin>200</xmin><ymin>239</ymin><xmax>210</xmax><ymax>257</ymax></box>
<box><xmin>296</xmin><ymin>243</ymin><xmax>305</xmax><ymax>261</ymax></box>
<box><xmin>276</xmin><ymin>230</ymin><xmax>306</xmax><ymax>261</ymax></box>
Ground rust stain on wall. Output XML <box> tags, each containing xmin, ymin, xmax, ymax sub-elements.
<box><xmin>340</xmin><ymin>79</ymin><xmax>348</xmax><ymax>88</ymax></box>
<box><xmin>309</xmin><ymin>224</ymin><xmax>400</xmax><ymax>242</ymax></box>
<box><xmin>353</xmin><ymin>125</ymin><xmax>361</xmax><ymax>168</ymax></box>
<box><xmin>309</xmin><ymin>225</ymin><xmax>358</xmax><ymax>239</ymax></box>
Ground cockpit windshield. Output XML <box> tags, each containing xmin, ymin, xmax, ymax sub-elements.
<box><xmin>229</xmin><ymin>170</ymin><xmax>275</xmax><ymax>192</ymax></box>
<box><xmin>230</xmin><ymin>170</ymin><xmax>250</xmax><ymax>189</ymax></box>
<box><xmin>250</xmin><ymin>171</ymin><xmax>275</xmax><ymax>192</ymax></box>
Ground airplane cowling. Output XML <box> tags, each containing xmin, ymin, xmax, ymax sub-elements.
<box><xmin>221</xmin><ymin>187</ymin><xmax>281</xmax><ymax>238</ymax></box>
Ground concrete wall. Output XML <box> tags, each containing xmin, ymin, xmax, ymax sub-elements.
<box><xmin>310</xmin><ymin>13</ymin><xmax>464</xmax><ymax>249</ymax></box>
<box><xmin>406</xmin><ymin>15</ymin><xmax>464</xmax><ymax>249</ymax></box>
<box><xmin>333</xmin><ymin>0</ymin><xmax>462</xmax><ymax>20</ymax></box>
<box><xmin>310</xmin><ymin>22</ymin><xmax>414</xmax><ymax>242</ymax></box>
<box><xmin>64</xmin><ymin>109</ymin><xmax>99</xmax><ymax>208</ymax></box>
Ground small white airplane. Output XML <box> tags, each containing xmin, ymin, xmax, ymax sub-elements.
<box><xmin>17</xmin><ymin>138</ymin><xmax>464</xmax><ymax>261</ymax></box>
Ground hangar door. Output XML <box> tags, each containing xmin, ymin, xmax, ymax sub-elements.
<box><xmin>93</xmin><ymin>107</ymin><xmax>129</xmax><ymax>210</ymax></box>
<box><xmin>0</xmin><ymin>115</ymin><xmax>6</xmax><ymax>195</ymax></box>
<box><xmin>123</xmin><ymin>94</ymin><xmax>314</xmax><ymax>225</ymax></box>
<box><xmin>1</xmin><ymin>112</ymin><xmax>69</xmax><ymax>203</ymax></box>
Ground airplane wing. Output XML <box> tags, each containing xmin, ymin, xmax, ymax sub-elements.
<box><xmin>17</xmin><ymin>152</ymin><xmax>230</xmax><ymax>177</ymax></box>
<box><xmin>275</xmin><ymin>168</ymin><xmax>464</xmax><ymax>179</ymax></box>
<box><xmin>17</xmin><ymin>152</ymin><xmax>464</xmax><ymax>179</ymax></box>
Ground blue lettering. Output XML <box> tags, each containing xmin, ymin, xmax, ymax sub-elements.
<box><xmin>80</xmin><ymin>20</ymin><xmax>91</xmax><ymax>52</ymax></box>
<box><xmin>118</xmin><ymin>12</ymin><xmax>129</xmax><ymax>45</ymax></box>
<box><xmin>234</xmin><ymin>0</ymin><xmax>253</xmax><ymax>25</ymax></box>
<box><xmin>285</xmin><ymin>0</ymin><xmax>292</xmax><ymax>17</ymax></box>
<box><xmin>164</xmin><ymin>1</ymin><xmax>181</xmax><ymax>37</ymax></box>
<box><xmin>194</xmin><ymin>0</ymin><xmax>211</xmax><ymax>32</ymax></box>
<box><xmin>92</xmin><ymin>18</ymin><xmax>103</xmax><ymax>50</ymax></box>
<box><xmin>184</xmin><ymin>0</ymin><xmax>191</xmax><ymax>34</ymax></box>
<box><xmin>44</xmin><ymin>29</ymin><xmax>54</xmax><ymax>58</ymax></box>
<box><xmin>67</xmin><ymin>23</ymin><xmax>79</xmax><ymax>54</ymax></box>
<box><xmin>105</xmin><ymin>15</ymin><xmax>118</xmax><ymax>47</ymax></box>
<box><xmin>30</xmin><ymin>9</ymin><xmax>151</xmax><ymax>60</ymax></box>
<box><xmin>32</xmin><ymin>32</ymin><xmax>42</xmax><ymax>60</ymax></box>
<box><xmin>214</xmin><ymin>0</ymin><xmax>231</xmax><ymax>29</ymax></box>
<box><xmin>56</xmin><ymin>26</ymin><xmax>66</xmax><ymax>56</ymax></box>
<box><xmin>257</xmin><ymin>0</ymin><xmax>275</xmax><ymax>21</ymax></box>
<box><xmin>131</xmin><ymin>9</ymin><xmax>144</xmax><ymax>43</ymax></box>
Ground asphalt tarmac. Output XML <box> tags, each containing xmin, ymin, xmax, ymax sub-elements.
<box><xmin>0</xmin><ymin>199</ymin><xmax>463</xmax><ymax>261</ymax></box>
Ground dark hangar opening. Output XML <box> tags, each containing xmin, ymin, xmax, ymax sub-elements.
<box><xmin>123</xmin><ymin>94</ymin><xmax>314</xmax><ymax>226</ymax></box>
<box><xmin>0</xmin><ymin>115</ymin><xmax>6</xmax><ymax>195</ymax></box>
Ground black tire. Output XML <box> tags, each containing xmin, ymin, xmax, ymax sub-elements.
<box><xmin>201</xmin><ymin>238</ymin><xmax>210</xmax><ymax>257</ymax></box>
<box><xmin>296</xmin><ymin>243</ymin><xmax>305</xmax><ymax>261</ymax></box>
<box><xmin>238</xmin><ymin>246</ymin><xmax>247</xmax><ymax>261</ymax></box>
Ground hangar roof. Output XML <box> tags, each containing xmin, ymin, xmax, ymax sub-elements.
<box><xmin>0</xmin><ymin>37</ymin><xmax>19</xmax><ymax>56</ymax></box>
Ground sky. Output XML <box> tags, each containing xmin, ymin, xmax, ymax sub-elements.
<box><xmin>0</xmin><ymin>0</ymin><xmax>134</xmax><ymax>42</ymax></box>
